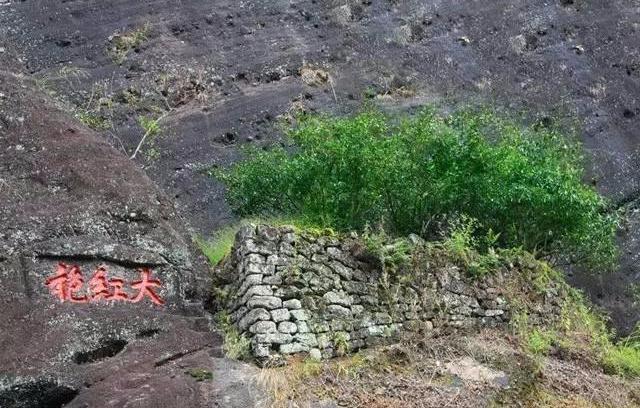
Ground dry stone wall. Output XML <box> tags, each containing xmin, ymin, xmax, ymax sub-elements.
<box><xmin>216</xmin><ymin>224</ymin><xmax>562</xmax><ymax>362</ymax></box>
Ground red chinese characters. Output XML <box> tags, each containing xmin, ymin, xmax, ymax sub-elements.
<box><xmin>45</xmin><ymin>263</ymin><xmax>165</xmax><ymax>305</ymax></box>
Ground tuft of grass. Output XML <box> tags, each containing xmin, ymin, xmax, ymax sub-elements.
<box><xmin>525</xmin><ymin>329</ymin><xmax>556</xmax><ymax>356</ymax></box>
<box><xmin>332</xmin><ymin>332</ymin><xmax>350</xmax><ymax>357</ymax></box>
<box><xmin>185</xmin><ymin>368</ymin><xmax>213</xmax><ymax>381</ymax></box>
<box><xmin>76</xmin><ymin>110</ymin><xmax>111</xmax><ymax>130</ymax></box>
<box><xmin>138</xmin><ymin>115</ymin><xmax>161</xmax><ymax>137</ymax></box>
<box><xmin>601</xmin><ymin>345</ymin><xmax>640</xmax><ymax>378</ymax></box>
<box><xmin>108</xmin><ymin>24</ymin><xmax>150</xmax><ymax>64</ymax></box>
<box><xmin>216</xmin><ymin>312</ymin><xmax>251</xmax><ymax>360</ymax></box>
<box><xmin>195</xmin><ymin>226</ymin><xmax>238</xmax><ymax>266</ymax></box>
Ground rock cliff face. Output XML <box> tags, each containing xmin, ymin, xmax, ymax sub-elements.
<box><xmin>1</xmin><ymin>0</ymin><xmax>638</xmax><ymax>332</ymax></box>
<box><xmin>0</xmin><ymin>72</ymin><xmax>262</xmax><ymax>408</ymax></box>
<box><xmin>216</xmin><ymin>224</ymin><xmax>564</xmax><ymax>364</ymax></box>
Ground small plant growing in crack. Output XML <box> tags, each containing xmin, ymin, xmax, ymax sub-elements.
<box><xmin>185</xmin><ymin>368</ymin><xmax>213</xmax><ymax>381</ymax></box>
<box><xmin>107</xmin><ymin>23</ymin><xmax>150</xmax><ymax>64</ymax></box>
<box><xmin>131</xmin><ymin>114</ymin><xmax>165</xmax><ymax>159</ymax></box>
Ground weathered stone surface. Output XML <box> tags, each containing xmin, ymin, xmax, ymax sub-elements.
<box><xmin>283</xmin><ymin>299</ymin><xmax>302</xmax><ymax>310</ymax></box>
<box><xmin>247</xmin><ymin>296</ymin><xmax>282</xmax><ymax>310</ymax></box>
<box><xmin>323</xmin><ymin>291</ymin><xmax>352</xmax><ymax>307</ymax></box>
<box><xmin>278</xmin><ymin>321</ymin><xmax>298</xmax><ymax>334</ymax></box>
<box><xmin>254</xmin><ymin>333</ymin><xmax>293</xmax><ymax>345</ymax></box>
<box><xmin>308</xmin><ymin>348</ymin><xmax>322</xmax><ymax>361</ymax></box>
<box><xmin>279</xmin><ymin>342</ymin><xmax>309</xmax><ymax>354</ymax></box>
<box><xmin>270</xmin><ymin>308</ymin><xmax>291</xmax><ymax>323</ymax></box>
<box><xmin>238</xmin><ymin>308</ymin><xmax>272</xmax><ymax>331</ymax></box>
<box><xmin>290</xmin><ymin>309</ymin><xmax>309</xmax><ymax>321</ymax></box>
<box><xmin>249</xmin><ymin>321</ymin><xmax>277</xmax><ymax>334</ymax></box>
<box><xmin>297</xmin><ymin>321</ymin><xmax>310</xmax><ymax>333</ymax></box>
<box><xmin>326</xmin><ymin>304</ymin><xmax>352</xmax><ymax>318</ymax></box>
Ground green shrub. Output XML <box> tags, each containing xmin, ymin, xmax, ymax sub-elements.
<box><xmin>215</xmin><ymin>108</ymin><xmax>617</xmax><ymax>271</ymax></box>
<box><xmin>526</xmin><ymin>329</ymin><xmax>555</xmax><ymax>356</ymax></box>
<box><xmin>138</xmin><ymin>115</ymin><xmax>161</xmax><ymax>137</ymax></box>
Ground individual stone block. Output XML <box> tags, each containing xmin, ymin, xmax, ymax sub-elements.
<box><xmin>238</xmin><ymin>308</ymin><xmax>271</xmax><ymax>331</ymax></box>
<box><xmin>257</xmin><ymin>225</ymin><xmax>279</xmax><ymax>241</ymax></box>
<box><xmin>351</xmin><ymin>304</ymin><xmax>364</xmax><ymax>315</ymax></box>
<box><xmin>252</xmin><ymin>342</ymin><xmax>271</xmax><ymax>358</ymax></box>
<box><xmin>310</xmin><ymin>320</ymin><xmax>330</xmax><ymax>332</ymax></box>
<box><xmin>484</xmin><ymin>309</ymin><xmax>504</xmax><ymax>317</ymax></box>
<box><xmin>263</xmin><ymin>275</ymin><xmax>283</xmax><ymax>285</ymax></box>
<box><xmin>242</xmin><ymin>285</ymin><xmax>273</xmax><ymax>302</ymax></box>
<box><xmin>237</xmin><ymin>224</ymin><xmax>257</xmax><ymax>241</ymax></box>
<box><xmin>329</xmin><ymin>261</ymin><xmax>353</xmax><ymax>280</ymax></box>
<box><xmin>245</xmin><ymin>262</ymin><xmax>275</xmax><ymax>276</ymax></box>
<box><xmin>283</xmin><ymin>299</ymin><xmax>302</xmax><ymax>310</ymax></box>
<box><xmin>351</xmin><ymin>269</ymin><xmax>367</xmax><ymax>282</ymax></box>
<box><xmin>280</xmin><ymin>342</ymin><xmax>309</xmax><ymax>354</ymax></box>
<box><xmin>316</xmin><ymin>333</ymin><xmax>331</xmax><ymax>349</ymax></box>
<box><xmin>254</xmin><ymin>333</ymin><xmax>293</xmax><ymax>344</ymax></box>
<box><xmin>343</xmin><ymin>281</ymin><xmax>367</xmax><ymax>295</ymax></box>
<box><xmin>237</xmin><ymin>274</ymin><xmax>264</xmax><ymax>297</ymax></box>
<box><xmin>290</xmin><ymin>309</ymin><xmax>309</xmax><ymax>321</ymax></box>
<box><xmin>350</xmin><ymin>339</ymin><xmax>365</xmax><ymax>350</ymax></box>
<box><xmin>358</xmin><ymin>325</ymin><xmax>385</xmax><ymax>338</ymax></box>
<box><xmin>249</xmin><ymin>321</ymin><xmax>277</xmax><ymax>334</ymax></box>
<box><xmin>244</xmin><ymin>253</ymin><xmax>266</xmax><ymax>265</ymax></box>
<box><xmin>374</xmin><ymin>312</ymin><xmax>392</xmax><ymax>325</ymax></box>
<box><xmin>329</xmin><ymin>319</ymin><xmax>353</xmax><ymax>332</ymax></box>
<box><xmin>271</xmin><ymin>308</ymin><xmax>291</xmax><ymax>322</ymax></box>
<box><xmin>360</xmin><ymin>295</ymin><xmax>379</xmax><ymax>306</ymax></box>
<box><xmin>323</xmin><ymin>291</ymin><xmax>352</xmax><ymax>307</ymax></box>
<box><xmin>326</xmin><ymin>304</ymin><xmax>352</xmax><ymax>318</ymax></box>
<box><xmin>282</xmin><ymin>232</ymin><xmax>296</xmax><ymax>244</ymax></box>
<box><xmin>308</xmin><ymin>348</ymin><xmax>322</xmax><ymax>361</ymax></box>
<box><xmin>247</xmin><ymin>296</ymin><xmax>282</xmax><ymax>310</ymax></box>
<box><xmin>240</xmin><ymin>239</ymin><xmax>277</xmax><ymax>256</ymax></box>
<box><xmin>278</xmin><ymin>321</ymin><xmax>298</xmax><ymax>334</ymax></box>
<box><xmin>357</xmin><ymin>315</ymin><xmax>375</xmax><ymax>328</ymax></box>
<box><xmin>296</xmin><ymin>321</ymin><xmax>310</xmax><ymax>333</ymax></box>
<box><xmin>294</xmin><ymin>333</ymin><xmax>318</xmax><ymax>348</ymax></box>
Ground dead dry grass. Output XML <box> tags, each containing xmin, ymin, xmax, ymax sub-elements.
<box><xmin>255</xmin><ymin>329</ymin><xmax>640</xmax><ymax>408</ymax></box>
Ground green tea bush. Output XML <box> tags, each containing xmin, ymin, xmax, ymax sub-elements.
<box><xmin>215</xmin><ymin>108</ymin><xmax>617</xmax><ymax>271</ymax></box>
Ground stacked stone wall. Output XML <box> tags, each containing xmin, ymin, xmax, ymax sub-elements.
<box><xmin>216</xmin><ymin>224</ymin><xmax>562</xmax><ymax>361</ymax></box>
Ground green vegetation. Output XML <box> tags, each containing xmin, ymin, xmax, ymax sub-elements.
<box><xmin>130</xmin><ymin>114</ymin><xmax>164</xmax><ymax>159</ymax></box>
<box><xmin>525</xmin><ymin>328</ymin><xmax>556</xmax><ymax>356</ymax></box>
<box><xmin>216</xmin><ymin>312</ymin><xmax>251</xmax><ymax>360</ymax></box>
<box><xmin>600</xmin><ymin>327</ymin><xmax>640</xmax><ymax>378</ymax></box>
<box><xmin>185</xmin><ymin>368</ymin><xmax>213</xmax><ymax>381</ymax></box>
<box><xmin>76</xmin><ymin>110</ymin><xmax>111</xmax><ymax>130</ymax></box>
<box><xmin>332</xmin><ymin>332</ymin><xmax>350</xmax><ymax>357</ymax></box>
<box><xmin>602</xmin><ymin>343</ymin><xmax>640</xmax><ymax>378</ymax></box>
<box><xmin>195</xmin><ymin>226</ymin><xmax>238</xmax><ymax>266</ymax></box>
<box><xmin>108</xmin><ymin>24</ymin><xmax>150</xmax><ymax>64</ymax></box>
<box><xmin>138</xmin><ymin>115</ymin><xmax>161</xmax><ymax>137</ymax></box>
<box><xmin>509</xmin><ymin>271</ymin><xmax>640</xmax><ymax>380</ymax></box>
<box><xmin>215</xmin><ymin>108</ymin><xmax>618</xmax><ymax>272</ymax></box>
